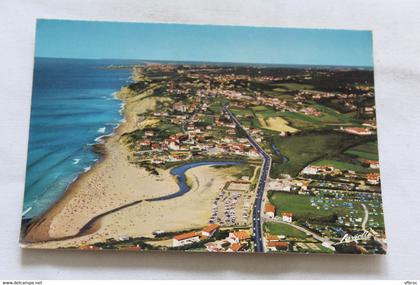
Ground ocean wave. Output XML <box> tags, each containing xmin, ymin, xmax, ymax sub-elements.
<box><xmin>94</xmin><ymin>132</ymin><xmax>114</xmax><ymax>143</ymax></box>
<box><xmin>24</xmin><ymin>59</ymin><xmax>131</xmax><ymax>219</ymax></box>
<box><xmin>22</xmin><ymin>207</ymin><xmax>32</xmax><ymax>217</ymax></box>
<box><xmin>94</xmin><ymin>135</ymin><xmax>106</xmax><ymax>143</ymax></box>
<box><xmin>118</xmin><ymin>102</ymin><xmax>125</xmax><ymax>115</ymax></box>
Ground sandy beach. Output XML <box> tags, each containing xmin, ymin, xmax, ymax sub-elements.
<box><xmin>25</xmin><ymin>164</ymin><xmax>240</xmax><ymax>249</ymax></box>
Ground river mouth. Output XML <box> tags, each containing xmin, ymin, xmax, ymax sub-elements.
<box><xmin>146</xmin><ymin>161</ymin><xmax>242</xmax><ymax>202</ymax></box>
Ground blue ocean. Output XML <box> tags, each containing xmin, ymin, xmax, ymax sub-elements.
<box><xmin>23</xmin><ymin>58</ymin><xmax>137</xmax><ymax>219</ymax></box>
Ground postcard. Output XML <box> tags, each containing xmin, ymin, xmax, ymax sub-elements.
<box><xmin>20</xmin><ymin>19</ymin><xmax>386</xmax><ymax>254</ymax></box>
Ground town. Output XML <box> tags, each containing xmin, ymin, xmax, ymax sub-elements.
<box><xmin>85</xmin><ymin>62</ymin><xmax>385</xmax><ymax>254</ymax></box>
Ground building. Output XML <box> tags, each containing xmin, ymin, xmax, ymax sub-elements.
<box><xmin>266</xmin><ymin>241</ymin><xmax>289</xmax><ymax>251</ymax></box>
<box><xmin>173</xmin><ymin>102</ymin><xmax>187</xmax><ymax>112</ymax></box>
<box><xmin>267</xmin><ymin>178</ymin><xmax>291</xmax><ymax>192</ymax></box>
<box><xmin>264</xmin><ymin>203</ymin><xmax>276</xmax><ymax>219</ymax></box>
<box><xmin>205</xmin><ymin>242</ymin><xmax>223</xmax><ymax>252</ymax></box>
<box><xmin>301</xmin><ymin>165</ymin><xmax>319</xmax><ymax>175</ymax></box>
<box><xmin>121</xmin><ymin>245</ymin><xmax>142</xmax><ymax>251</ymax></box>
<box><xmin>201</xmin><ymin>224</ymin><xmax>220</xmax><ymax>238</ymax></box>
<box><xmin>301</xmin><ymin>165</ymin><xmax>340</xmax><ymax>177</ymax></box>
<box><xmin>266</xmin><ymin>235</ymin><xmax>283</xmax><ymax>242</ymax></box>
<box><xmin>144</xmin><ymin>130</ymin><xmax>155</xmax><ymax>137</ymax></box>
<box><xmin>227</xmin><ymin>243</ymin><xmax>242</xmax><ymax>252</ymax></box>
<box><xmin>363</xmin><ymin>159</ymin><xmax>380</xmax><ymax>169</ymax></box>
<box><xmin>341</xmin><ymin>126</ymin><xmax>373</xmax><ymax>136</ymax></box>
<box><xmin>228</xmin><ymin>231</ymin><xmax>251</xmax><ymax>244</ymax></box>
<box><xmin>168</xmin><ymin>140</ymin><xmax>180</xmax><ymax>150</ymax></box>
<box><xmin>172</xmin><ymin>232</ymin><xmax>200</xmax><ymax>247</ymax></box>
<box><xmin>138</xmin><ymin>139</ymin><xmax>151</xmax><ymax>147</ymax></box>
<box><xmin>79</xmin><ymin>245</ymin><xmax>102</xmax><ymax>251</ymax></box>
<box><xmin>366</xmin><ymin>173</ymin><xmax>380</xmax><ymax>185</ymax></box>
<box><xmin>281</xmin><ymin>212</ymin><xmax>293</xmax><ymax>223</ymax></box>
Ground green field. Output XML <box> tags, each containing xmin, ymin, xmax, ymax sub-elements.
<box><xmin>268</xmin><ymin>191</ymin><xmax>385</xmax><ymax>229</ymax></box>
<box><xmin>345</xmin><ymin>141</ymin><xmax>379</xmax><ymax>160</ymax></box>
<box><xmin>156</xmin><ymin>122</ymin><xmax>182</xmax><ymax>138</ymax></box>
<box><xmin>264</xmin><ymin>90</ymin><xmax>293</xmax><ymax>99</ymax></box>
<box><xmin>230</xmin><ymin>107</ymin><xmax>255</xmax><ymax>117</ymax></box>
<box><xmin>310</xmin><ymin>139</ymin><xmax>379</xmax><ymax>174</ymax></box>
<box><xmin>206</xmin><ymin>98</ymin><xmax>228</xmax><ymax>114</ymax></box>
<box><xmin>220</xmin><ymin>164</ymin><xmax>256</xmax><ymax>180</ymax></box>
<box><xmin>269</xmin><ymin>131</ymin><xmax>368</xmax><ymax>177</ymax></box>
<box><xmin>268</xmin><ymin>192</ymin><xmax>331</xmax><ymax>219</ymax></box>
<box><xmin>279</xmin><ymin>112</ymin><xmax>324</xmax><ymax>130</ymax></box>
<box><xmin>197</xmin><ymin>115</ymin><xmax>214</xmax><ymax>126</ymax></box>
<box><xmin>264</xmin><ymin>222</ymin><xmax>308</xmax><ymax>238</ymax></box>
<box><xmin>268</xmin><ymin>191</ymin><xmax>358</xmax><ymax>225</ymax></box>
<box><xmin>252</xmin><ymin>108</ymin><xmax>279</xmax><ymax>119</ymax></box>
<box><xmin>231</xmin><ymin>107</ymin><xmax>261</xmax><ymax>129</ymax></box>
<box><xmin>278</xmin><ymin>104</ymin><xmax>357</xmax><ymax>131</ymax></box>
<box><xmin>313</xmin><ymin>104</ymin><xmax>357</xmax><ymax>124</ymax></box>
<box><xmin>251</xmin><ymin>105</ymin><xmax>271</xmax><ymax>112</ymax></box>
<box><xmin>270</xmin><ymin>83</ymin><xmax>314</xmax><ymax>91</ymax></box>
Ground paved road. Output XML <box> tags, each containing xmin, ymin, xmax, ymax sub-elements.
<box><xmin>360</xmin><ymin>203</ymin><xmax>387</xmax><ymax>252</ymax></box>
<box><xmin>361</xmin><ymin>203</ymin><xmax>369</xmax><ymax>230</ymax></box>
<box><xmin>224</xmin><ymin>105</ymin><xmax>271</xmax><ymax>252</ymax></box>
<box><xmin>271</xmin><ymin>217</ymin><xmax>334</xmax><ymax>247</ymax></box>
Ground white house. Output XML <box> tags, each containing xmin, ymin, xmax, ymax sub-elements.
<box><xmin>172</xmin><ymin>232</ymin><xmax>200</xmax><ymax>247</ymax></box>
<box><xmin>264</xmin><ymin>203</ymin><xmax>276</xmax><ymax>219</ymax></box>
<box><xmin>145</xmin><ymin>130</ymin><xmax>155</xmax><ymax>137</ymax></box>
<box><xmin>227</xmin><ymin>231</ymin><xmax>251</xmax><ymax>244</ymax></box>
<box><xmin>168</xmin><ymin>141</ymin><xmax>180</xmax><ymax>150</ymax></box>
<box><xmin>301</xmin><ymin>166</ymin><xmax>319</xmax><ymax>175</ymax></box>
<box><xmin>281</xmin><ymin>212</ymin><xmax>293</xmax><ymax>223</ymax></box>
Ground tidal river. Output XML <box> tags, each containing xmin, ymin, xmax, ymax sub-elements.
<box><xmin>146</xmin><ymin>161</ymin><xmax>242</xmax><ymax>202</ymax></box>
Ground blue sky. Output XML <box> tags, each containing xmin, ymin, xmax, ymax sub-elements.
<box><xmin>35</xmin><ymin>19</ymin><xmax>373</xmax><ymax>67</ymax></box>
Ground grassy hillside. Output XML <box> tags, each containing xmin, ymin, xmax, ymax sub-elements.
<box><xmin>269</xmin><ymin>131</ymin><xmax>370</xmax><ymax>177</ymax></box>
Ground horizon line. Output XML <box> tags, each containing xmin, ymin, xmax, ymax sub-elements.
<box><xmin>35</xmin><ymin>56</ymin><xmax>374</xmax><ymax>69</ymax></box>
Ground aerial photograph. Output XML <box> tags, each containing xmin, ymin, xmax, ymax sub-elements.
<box><xmin>21</xmin><ymin>19</ymin><xmax>386</xmax><ymax>254</ymax></box>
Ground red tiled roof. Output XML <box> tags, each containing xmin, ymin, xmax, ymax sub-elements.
<box><xmin>266</xmin><ymin>235</ymin><xmax>279</xmax><ymax>241</ymax></box>
<box><xmin>267</xmin><ymin>241</ymin><xmax>289</xmax><ymax>248</ymax></box>
<box><xmin>281</xmin><ymin>212</ymin><xmax>293</xmax><ymax>217</ymax></box>
<box><xmin>364</xmin><ymin>159</ymin><xmax>379</xmax><ymax>165</ymax></box>
<box><xmin>173</xmin><ymin>231</ymin><xmax>199</xmax><ymax>241</ymax></box>
<box><xmin>366</xmin><ymin>173</ymin><xmax>380</xmax><ymax>179</ymax></box>
<box><xmin>122</xmin><ymin>245</ymin><xmax>142</xmax><ymax>251</ymax></box>
<box><xmin>264</xmin><ymin>203</ymin><xmax>275</xmax><ymax>213</ymax></box>
<box><xmin>229</xmin><ymin>243</ymin><xmax>242</xmax><ymax>252</ymax></box>
<box><xmin>231</xmin><ymin>231</ymin><xmax>251</xmax><ymax>240</ymax></box>
<box><xmin>202</xmin><ymin>224</ymin><xmax>220</xmax><ymax>233</ymax></box>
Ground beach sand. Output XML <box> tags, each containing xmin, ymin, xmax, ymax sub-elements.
<box><xmin>23</xmin><ymin>164</ymin><xmax>239</xmax><ymax>249</ymax></box>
